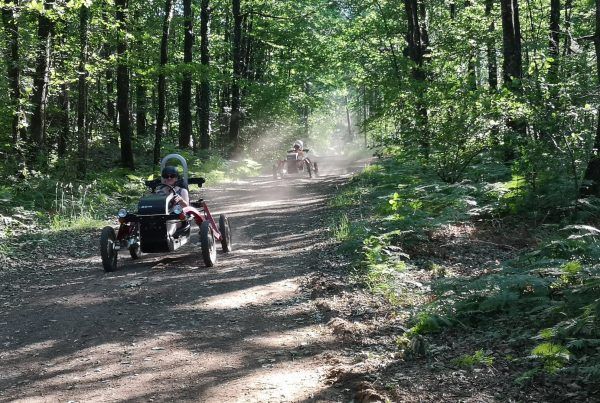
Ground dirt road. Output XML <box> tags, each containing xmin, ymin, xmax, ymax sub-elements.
<box><xmin>0</xmin><ymin>158</ymin><xmax>367</xmax><ymax>402</ymax></box>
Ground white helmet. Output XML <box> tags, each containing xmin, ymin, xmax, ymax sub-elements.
<box><xmin>293</xmin><ymin>140</ymin><xmax>303</xmax><ymax>150</ymax></box>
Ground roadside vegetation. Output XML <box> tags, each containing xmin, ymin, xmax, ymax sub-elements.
<box><xmin>330</xmin><ymin>149</ymin><xmax>600</xmax><ymax>393</ymax></box>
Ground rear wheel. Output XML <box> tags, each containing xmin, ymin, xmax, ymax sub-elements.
<box><xmin>219</xmin><ymin>214</ymin><xmax>232</xmax><ymax>252</ymax></box>
<box><xmin>200</xmin><ymin>221</ymin><xmax>217</xmax><ymax>267</ymax></box>
<box><xmin>306</xmin><ymin>160</ymin><xmax>313</xmax><ymax>178</ymax></box>
<box><xmin>313</xmin><ymin>162</ymin><xmax>319</xmax><ymax>175</ymax></box>
<box><xmin>100</xmin><ymin>226</ymin><xmax>118</xmax><ymax>272</ymax></box>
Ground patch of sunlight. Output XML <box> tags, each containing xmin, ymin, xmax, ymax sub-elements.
<box><xmin>21</xmin><ymin>340</ymin><xmax>244</xmax><ymax>402</ymax></box>
<box><xmin>189</xmin><ymin>278</ymin><xmax>300</xmax><ymax>310</ymax></box>
<box><xmin>244</xmin><ymin>325</ymin><xmax>333</xmax><ymax>349</ymax></box>
<box><xmin>201</xmin><ymin>357</ymin><xmax>326</xmax><ymax>403</ymax></box>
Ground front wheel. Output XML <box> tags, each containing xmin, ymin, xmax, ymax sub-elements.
<box><xmin>129</xmin><ymin>240</ymin><xmax>141</xmax><ymax>259</ymax></box>
<box><xmin>200</xmin><ymin>221</ymin><xmax>217</xmax><ymax>267</ymax></box>
<box><xmin>219</xmin><ymin>214</ymin><xmax>232</xmax><ymax>252</ymax></box>
<box><xmin>100</xmin><ymin>226</ymin><xmax>118</xmax><ymax>272</ymax></box>
<box><xmin>306</xmin><ymin>160</ymin><xmax>313</xmax><ymax>178</ymax></box>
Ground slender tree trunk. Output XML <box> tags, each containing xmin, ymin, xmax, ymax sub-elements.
<box><xmin>582</xmin><ymin>0</ymin><xmax>600</xmax><ymax>195</ymax></box>
<box><xmin>404</xmin><ymin>0</ymin><xmax>430</xmax><ymax>157</ymax></box>
<box><xmin>218</xmin><ymin>9</ymin><xmax>231</xmax><ymax>145</ymax></box>
<box><xmin>500</xmin><ymin>0</ymin><xmax>523</xmax><ymax>89</ymax></box>
<box><xmin>564</xmin><ymin>0</ymin><xmax>572</xmax><ymax>56</ymax></box>
<box><xmin>136</xmin><ymin>82</ymin><xmax>147</xmax><ymax>140</ymax></box>
<box><xmin>178</xmin><ymin>0</ymin><xmax>193</xmax><ymax>148</ymax></box>
<box><xmin>154</xmin><ymin>0</ymin><xmax>174</xmax><ymax>164</ymax></box>
<box><xmin>57</xmin><ymin>82</ymin><xmax>69</xmax><ymax>157</ymax></box>
<box><xmin>1</xmin><ymin>2</ymin><xmax>26</xmax><ymax>146</ymax></box>
<box><xmin>199</xmin><ymin>0</ymin><xmax>211</xmax><ymax>150</ymax></box>
<box><xmin>77</xmin><ymin>4</ymin><xmax>89</xmax><ymax>177</ymax></box>
<box><xmin>30</xmin><ymin>0</ymin><xmax>53</xmax><ymax>163</ymax></box>
<box><xmin>228</xmin><ymin>0</ymin><xmax>242</xmax><ymax>154</ymax></box>
<box><xmin>115</xmin><ymin>0</ymin><xmax>134</xmax><ymax>169</ymax></box>
<box><xmin>101</xmin><ymin>3</ymin><xmax>116</xmax><ymax>142</ymax></box>
<box><xmin>485</xmin><ymin>0</ymin><xmax>498</xmax><ymax>91</ymax></box>
<box><xmin>345</xmin><ymin>95</ymin><xmax>353</xmax><ymax>142</ymax></box>
<box><xmin>500</xmin><ymin>0</ymin><xmax>524</xmax><ymax>160</ymax></box>
<box><xmin>548</xmin><ymin>0</ymin><xmax>560</xmax><ymax>82</ymax></box>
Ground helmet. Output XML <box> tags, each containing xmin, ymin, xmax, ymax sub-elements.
<box><xmin>293</xmin><ymin>140</ymin><xmax>303</xmax><ymax>150</ymax></box>
<box><xmin>161</xmin><ymin>165</ymin><xmax>179</xmax><ymax>178</ymax></box>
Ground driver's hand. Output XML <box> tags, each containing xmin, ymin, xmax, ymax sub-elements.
<box><xmin>173</xmin><ymin>195</ymin><xmax>182</xmax><ymax>204</ymax></box>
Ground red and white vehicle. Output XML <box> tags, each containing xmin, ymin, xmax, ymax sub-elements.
<box><xmin>99</xmin><ymin>154</ymin><xmax>232</xmax><ymax>271</ymax></box>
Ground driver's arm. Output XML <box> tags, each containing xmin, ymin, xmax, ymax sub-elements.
<box><xmin>175</xmin><ymin>188</ymin><xmax>190</xmax><ymax>207</ymax></box>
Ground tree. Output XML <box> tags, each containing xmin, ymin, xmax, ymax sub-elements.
<box><xmin>199</xmin><ymin>0</ymin><xmax>211</xmax><ymax>150</ymax></box>
<box><xmin>178</xmin><ymin>0</ymin><xmax>194</xmax><ymax>149</ymax></box>
<box><xmin>500</xmin><ymin>0</ymin><xmax>522</xmax><ymax>89</ymax></box>
<box><xmin>228</xmin><ymin>0</ymin><xmax>242</xmax><ymax>154</ymax></box>
<box><xmin>1</xmin><ymin>1</ymin><xmax>26</xmax><ymax>146</ymax></box>
<box><xmin>548</xmin><ymin>0</ymin><xmax>560</xmax><ymax>82</ymax></box>
<box><xmin>403</xmin><ymin>0</ymin><xmax>430</xmax><ymax>157</ymax></box>
<box><xmin>30</xmin><ymin>0</ymin><xmax>54</xmax><ymax>163</ymax></box>
<box><xmin>582</xmin><ymin>0</ymin><xmax>600</xmax><ymax>195</ymax></box>
<box><xmin>115</xmin><ymin>0</ymin><xmax>134</xmax><ymax>169</ymax></box>
<box><xmin>485</xmin><ymin>0</ymin><xmax>498</xmax><ymax>91</ymax></box>
<box><xmin>154</xmin><ymin>0</ymin><xmax>174</xmax><ymax>164</ymax></box>
<box><xmin>77</xmin><ymin>3</ymin><xmax>90</xmax><ymax>177</ymax></box>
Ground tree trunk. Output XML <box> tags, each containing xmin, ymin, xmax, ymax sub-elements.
<box><xmin>136</xmin><ymin>82</ymin><xmax>147</xmax><ymax>140</ymax></box>
<box><xmin>115</xmin><ymin>0</ymin><xmax>134</xmax><ymax>169</ymax></box>
<box><xmin>101</xmin><ymin>3</ymin><xmax>116</xmax><ymax>142</ymax></box>
<box><xmin>154</xmin><ymin>0</ymin><xmax>174</xmax><ymax>164</ymax></box>
<box><xmin>77</xmin><ymin>4</ymin><xmax>89</xmax><ymax>177</ymax></box>
<box><xmin>548</xmin><ymin>0</ymin><xmax>560</xmax><ymax>82</ymax></box>
<box><xmin>1</xmin><ymin>2</ymin><xmax>26</xmax><ymax>146</ymax></box>
<box><xmin>582</xmin><ymin>0</ymin><xmax>600</xmax><ymax>195</ymax></box>
<box><xmin>30</xmin><ymin>0</ymin><xmax>53</xmax><ymax>163</ymax></box>
<box><xmin>500</xmin><ymin>0</ymin><xmax>524</xmax><ymax>160</ymax></box>
<box><xmin>228</xmin><ymin>0</ymin><xmax>242</xmax><ymax>154</ymax></box>
<box><xmin>178</xmin><ymin>0</ymin><xmax>193</xmax><ymax>149</ymax></box>
<box><xmin>564</xmin><ymin>0</ymin><xmax>572</xmax><ymax>56</ymax></box>
<box><xmin>218</xmin><ymin>10</ymin><xmax>231</xmax><ymax>146</ymax></box>
<box><xmin>500</xmin><ymin>0</ymin><xmax>523</xmax><ymax>89</ymax></box>
<box><xmin>404</xmin><ymin>0</ymin><xmax>430</xmax><ymax>157</ymax></box>
<box><xmin>485</xmin><ymin>0</ymin><xmax>498</xmax><ymax>91</ymax></box>
<box><xmin>199</xmin><ymin>0</ymin><xmax>211</xmax><ymax>150</ymax></box>
<box><xmin>345</xmin><ymin>95</ymin><xmax>353</xmax><ymax>142</ymax></box>
<box><xmin>57</xmin><ymin>82</ymin><xmax>69</xmax><ymax>158</ymax></box>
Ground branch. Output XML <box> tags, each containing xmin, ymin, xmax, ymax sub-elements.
<box><xmin>247</xmin><ymin>8</ymin><xmax>319</xmax><ymax>21</ymax></box>
<box><xmin>575</xmin><ymin>34</ymin><xmax>596</xmax><ymax>42</ymax></box>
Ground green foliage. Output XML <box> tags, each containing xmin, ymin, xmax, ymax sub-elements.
<box><xmin>453</xmin><ymin>349</ymin><xmax>495</xmax><ymax>368</ymax></box>
<box><xmin>530</xmin><ymin>342</ymin><xmax>571</xmax><ymax>374</ymax></box>
<box><xmin>332</xmin><ymin>214</ymin><xmax>351</xmax><ymax>242</ymax></box>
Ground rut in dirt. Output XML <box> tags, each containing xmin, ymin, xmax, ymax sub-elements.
<box><xmin>0</xmin><ymin>157</ymin><xmax>364</xmax><ymax>402</ymax></box>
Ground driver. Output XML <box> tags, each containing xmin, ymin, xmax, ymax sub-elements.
<box><xmin>156</xmin><ymin>166</ymin><xmax>190</xmax><ymax>208</ymax></box>
<box><xmin>292</xmin><ymin>140</ymin><xmax>305</xmax><ymax>158</ymax></box>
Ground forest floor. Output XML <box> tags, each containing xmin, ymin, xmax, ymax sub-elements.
<box><xmin>0</xmin><ymin>157</ymin><xmax>579</xmax><ymax>402</ymax></box>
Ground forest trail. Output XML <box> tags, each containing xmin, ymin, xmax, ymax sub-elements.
<box><xmin>0</xmin><ymin>157</ymin><xmax>368</xmax><ymax>402</ymax></box>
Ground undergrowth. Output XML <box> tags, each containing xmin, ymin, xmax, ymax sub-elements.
<box><xmin>330</xmin><ymin>151</ymin><xmax>600</xmax><ymax>387</ymax></box>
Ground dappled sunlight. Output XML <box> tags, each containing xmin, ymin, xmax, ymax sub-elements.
<box><xmin>201</xmin><ymin>356</ymin><xmax>328</xmax><ymax>403</ymax></box>
<box><xmin>191</xmin><ymin>278</ymin><xmax>301</xmax><ymax>310</ymax></box>
<box><xmin>244</xmin><ymin>324</ymin><xmax>333</xmax><ymax>349</ymax></box>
